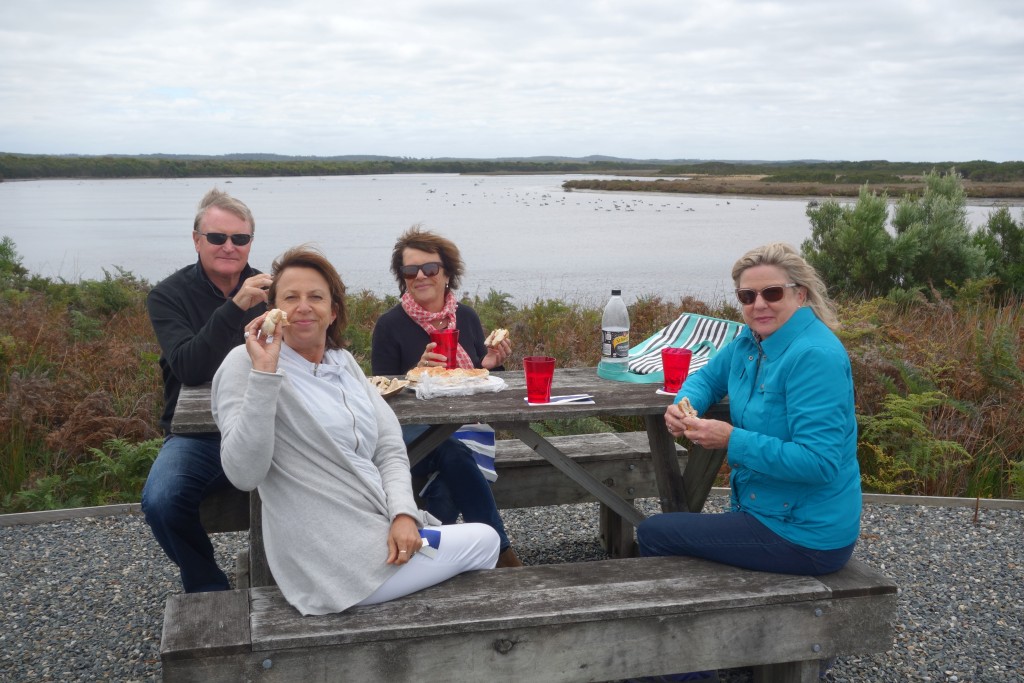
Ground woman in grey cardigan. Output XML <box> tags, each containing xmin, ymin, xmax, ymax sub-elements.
<box><xmin>212</xmin><ymin>246</ymin><xmax>499</xmax><ymax>616</ymax></box>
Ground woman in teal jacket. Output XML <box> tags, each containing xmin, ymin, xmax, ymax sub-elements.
<box><xmin>638</xmin><ymin>242</ymin><xmax>860</xmax><ymax>575</ymax></box>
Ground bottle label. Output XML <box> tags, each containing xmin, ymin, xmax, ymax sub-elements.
<box><xmin>601</xmin><ymin>329</ymin><xmax>630</xmax><ymax>359</ymax></box>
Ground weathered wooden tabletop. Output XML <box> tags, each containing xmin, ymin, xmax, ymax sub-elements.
<box><xmin>171</xmin><ymin>367</ymin><xmax>729</xmax><ymax>522</ymax></box>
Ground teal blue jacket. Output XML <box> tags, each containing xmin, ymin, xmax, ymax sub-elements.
<box><xmin>677</xmin><ymin>307</ymin><xmax>861</xmax><ymax>550</ymax></box>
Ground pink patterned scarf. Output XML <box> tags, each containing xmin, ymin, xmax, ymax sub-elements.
<box><xmin>400</xmin><ymin>291</ymin><xmax>475</xmax><ymax>369</ymax></box>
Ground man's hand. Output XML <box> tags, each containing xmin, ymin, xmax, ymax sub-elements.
<box><xmin>232</xmin><ymin>273</ymin><xmax>274</xmax><ymax>311</ymax></box>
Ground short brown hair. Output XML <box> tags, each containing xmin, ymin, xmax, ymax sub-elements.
<box><xmin>268</xmin><ymin>246</ymin><xmax>347</xmax><ymax>349</ymax></box>
<box><xmin>389</xmin><ymin>225</ymin><xmax>465</xmax><ymax>295</ymax></box>
<box><xmin>193</xmin><ymin>188</ymin><xmax>255</xmax><ymax>234</ymax></box>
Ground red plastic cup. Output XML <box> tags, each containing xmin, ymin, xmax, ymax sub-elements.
<box><xmin>661</xmin><ymin>348</ymin><xmax>693</xmax><ymax>394</ymax></box>
<box><xmin>523</xmin><ymin>356</ymin><xmax>556</xmax><ymax>404</ymax></box>
<box><xmin>429</xmin><ymin>329</ymin><xmax>460</xmax><ymax>369</ymax></box>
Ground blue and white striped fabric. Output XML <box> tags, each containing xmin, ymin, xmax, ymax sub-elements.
<box><xmin>419</xmin><ymin>424</ymin><xmax>497</xmax><ymax>498</ymax></box>
<box><xmin>454</xmin><ymin>423</ymin><xmax>498</xmax><ymax>482</ymax></box>
<box><xmin>626</xmin><ymin>313</ymin><xmax>745</xmax><ymax>379</ymax></box>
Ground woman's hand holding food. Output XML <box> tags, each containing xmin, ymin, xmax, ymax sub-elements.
<box><xmin>386</xmin><ymin>514</ymin><xmax>423</xmax><ymax>565</ymax></box>
<box><xmin>244</xmin><ymin>312</ymin><xmax>283</xmax><ymax>373</ymax></box>
<box><xmin>481</xmin><ymin>327</ymin><xmax>511</xmax><ymax>369</ymax></box>
<box><xmin>481</xmin><ymin>338</ymin><xmax>511</xmax><ymax>369</ymax></box>
<box><xmin>664</xmin><ymin>399</ymin><xmax>732</xmax><ymax>450</ymax></box>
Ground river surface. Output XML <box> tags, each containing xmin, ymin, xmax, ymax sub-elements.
<box><xmin>0</xmin><ymin>174</ymin><xmax>1003</xmax><ymax>305</ymax></box>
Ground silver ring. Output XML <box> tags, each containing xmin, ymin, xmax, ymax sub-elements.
<box><xmin>399</xmin><ymin>550</ymin><xmax>408</xmax><ymax>554</ymax></box>
<box><xmin>243</xmin><ymin>331</ymin><xmax>250</xmax><ymax>339</ymax></box>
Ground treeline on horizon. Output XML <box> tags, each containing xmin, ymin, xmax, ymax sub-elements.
<box><xmin>1</xmin><ymin>152</ymin><xmax>1023</xmax><ymax>183</ymax></box>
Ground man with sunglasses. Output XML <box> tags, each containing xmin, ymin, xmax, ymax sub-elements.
<box><xmin>142</xmin><ymin>188</ymin><xmax>271</xmax><ymax>593</ymax></box>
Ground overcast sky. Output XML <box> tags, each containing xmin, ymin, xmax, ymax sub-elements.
<box><xmin>1</xmin><ymin>0</ymin><xmax>1021</xmax><ymax>162</ymax></box>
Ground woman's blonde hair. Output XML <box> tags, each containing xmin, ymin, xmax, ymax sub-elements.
<box><xmin>732</xmin><ymin>242</ymin><xmax>840</xmax><ymax>330</ymax></box>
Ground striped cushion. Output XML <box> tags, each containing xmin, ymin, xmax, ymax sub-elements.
<box><xmin>627</xmin><ymin>313</ymin><xmax>745</xmax><ymax>376</ymax></box>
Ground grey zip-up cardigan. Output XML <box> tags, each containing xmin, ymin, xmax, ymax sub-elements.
<box><xmin>212</xmin><ymin>344</ymin><xmax>434</xmax><ymax>615</ymax></box>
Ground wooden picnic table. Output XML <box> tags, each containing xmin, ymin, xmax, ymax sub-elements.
<box><xmin>172</xmin><ymin>366</ymin><xmax>729</xmax><ymax>579</ymax></box>
<box><xmin>172</xmin><ymin>366</ymin><xmax>728</xmax><ymax>520</ymax></box>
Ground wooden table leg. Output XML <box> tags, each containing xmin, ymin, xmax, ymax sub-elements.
<box><xmin>405</xmin><ymin>424</ymin><xmax>461</xmax><ymax>466</ymax></box>
<box><xmin>600</xmin><ymin>501</ymin><xmax>638</xmax><ymax>558</ymax></box>
<box><xmin>248</xmin><ymin>490</ymin><xmax>275</xmax><ymax>588</ymax></box>
<box><xmin>645</xmin><ymin>414</ymin><xmax>689</xmax><ymax>513</ymax></box>
<box><xmin>680</xmin><ymin>444</ymin><xmax>728</xmax><ymax>512</ymax></box>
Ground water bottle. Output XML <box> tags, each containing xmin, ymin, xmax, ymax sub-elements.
<box><xmin>600</xmin><ymin>289</ymin><xmax>630</xmax><ymax>375</ymax></box>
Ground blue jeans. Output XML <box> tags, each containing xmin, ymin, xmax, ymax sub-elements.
<box><xmin>637</xmin><ymin>511</ymin><xmax>855</xmax><ymax>576</ymax></box>
<box><xmin>403</xmin><ymin>425</ymin><xmax>511</xmax><ymax>551</ymax></box>
<box><xmin>141</xmin><ymin>434</ymin><xmax>235</xmax><ymax>592</ymax></box>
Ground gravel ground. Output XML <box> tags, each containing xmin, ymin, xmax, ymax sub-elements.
<box><xmin>1</xmin><ymin>498</ymin><xmax>1022</xmax><ymax>682</ymax></box>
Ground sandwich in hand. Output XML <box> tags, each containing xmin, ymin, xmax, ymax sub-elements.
<box><xmin>676</xmin><ymin>396</ymin><xmax>698</xmax><ymax>418</ymax></box>
<box><xmin>484</xmin><ymin>328</ymin><xmax>510</xmax><ymax>347</ymax></box>
<box><xmin>260</xmin><ymin>308</ymin><xmax>290</xmax><ymax>337</ymax></box>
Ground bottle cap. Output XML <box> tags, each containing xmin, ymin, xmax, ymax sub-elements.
<box><xmin>611</xmin><ymin>289</ymin><xmax>621</xmax><ymax>296</ymax></box>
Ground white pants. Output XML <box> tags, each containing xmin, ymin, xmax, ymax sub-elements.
<box><xmin>357</xmin><ymin>522</ymin><xmax>500</xmax><ymax>606</ymax></box>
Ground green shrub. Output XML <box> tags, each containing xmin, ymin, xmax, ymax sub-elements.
<box><xmin>5</xmin><ymin>438</ymin><xmax>160</xmax><ymax>512</ymax></box>
<box><xmin>857</xmin><ymin>392</ymin><xmax>971</xmax><ymax>495</ymax></box>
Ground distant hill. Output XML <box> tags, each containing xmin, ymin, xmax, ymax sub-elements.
<box><xmin>8</xmin><ymin>151</ymin><xmax>836</xmax><ymax>165</ymax></box>
<box><xmin>2</xmin><ymin>152</ymin><xmax>1019</xmax><ymax>184</ymax></box>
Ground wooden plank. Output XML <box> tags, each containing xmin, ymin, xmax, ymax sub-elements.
<box><xmin>388</xmin><ymin>368</ymin><xmax>674</xmax><ymax>427</ymax></box>
<box><xmin>247</xmin><ymin>557</ymin><xmax>830</xmax><ymax>649</ymax></box>
<box><xmin>179</xmin><ymin>592</ymin><xmax>895</xmax><ymax>683</ymax></box>
<box><xmin>494</xmin><ymin>432</ymin><xmax>635</xmax><ymax>464</ymax></box>
<box><xmin>199</xmin><ymin>487</ymin><xmax>250</xmax><ymax>533</ymax></box>
<box><xmin>239</xmin><ymin>559</ymin><xmax>894</xmax><ymax>682</ymax></box>
<box><xmin>815</xmin><ymin>558</ymin><xmax>898</xmax><ymax>599</ymax></box>
<box><xmin>162</xmin><ymin>557</ymin><xmax>897</xmax><ymax>682</ymax></box>
<box><xmin>161</xmin><ymin>589</ymin><xmax>251</xmax><ymax>660</ymax></box>
<box><xmin>170</xmin><ymin>383</ymin><xmax>218</xmax><ymax>434</ymax></box>
<box><xmin>487</xmin><ymin>432</ymin><xmax>686</xmax><ymax>509</ymax></box>
<box><xmin>494</xmin><ymin>422</ymin><xmax>646</xmax><ymax>526</ymax></box>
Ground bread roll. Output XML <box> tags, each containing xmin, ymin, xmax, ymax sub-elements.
<box><xmin>484</xmin><ymin>328</ymin><xmax>509</xmax><ymax>347</ymax></box>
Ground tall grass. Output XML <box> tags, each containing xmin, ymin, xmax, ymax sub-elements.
<box><xmin>1</xmin><ymin>260</ymin><xmax>1022</xmax><ymax>511</ymax></box>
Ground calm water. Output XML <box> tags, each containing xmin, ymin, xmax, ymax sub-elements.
<box><xmin>0</xmin><ymin>174</ymin><xmax>1001</xmax><ymax>305</ymax></box>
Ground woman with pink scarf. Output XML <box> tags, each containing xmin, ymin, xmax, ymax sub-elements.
<box><xmin>371</xmin><ymin>226</ymin><xmax>522</xmax><ymax>568</ymax></box>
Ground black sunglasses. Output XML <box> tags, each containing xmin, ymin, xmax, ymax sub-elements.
<box><xmin>197</xmin><ymin>231</ymin><xmax>253</xmax><ymax>246</ymax></box>
<box><xmin>400</xmin><ymin>262</ymin><xmax>443</xmax><ymax>279</ymax></box>
<box><xmin>735</xmin><ymin>283</ymin><xmax>798</xmax><ymax>305</ymax></box>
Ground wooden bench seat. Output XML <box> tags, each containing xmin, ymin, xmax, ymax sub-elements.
<box><xmin>161</xmin><ymin>556</ymin><xmax>897</xmax><ymax>683</ymax></box>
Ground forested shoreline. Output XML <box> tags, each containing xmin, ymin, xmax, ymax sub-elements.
<box><xmin>2</xmin><ymin>153</ymin><xmax>1023</xmax><ymax>188</ymax></box>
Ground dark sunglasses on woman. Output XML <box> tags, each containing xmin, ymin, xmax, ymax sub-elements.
<box><xmin>196</xmin><ymin>231</ymin><xmax>254</xmax><ymax>246</ymax></box>
<box><xmin>735</xmin><ymin>283</ymin><xmax>798</xmax><ymax>305</ymax></box>
<box><xmin>400</xmin><ymin>262</ymin><xmax>443</xmax><ymax>279</ymax></box>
